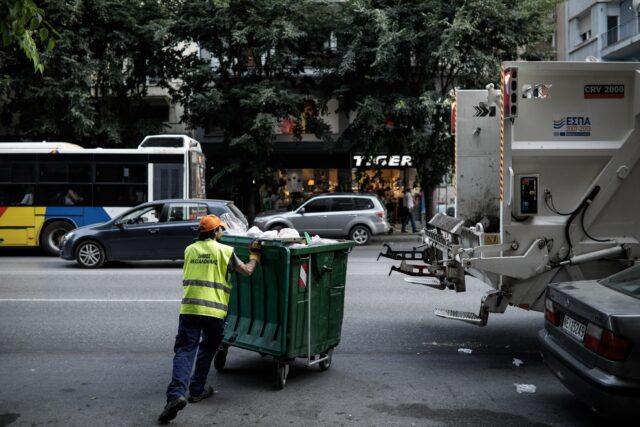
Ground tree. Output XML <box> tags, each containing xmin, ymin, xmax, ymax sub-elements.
<box><xmin>0</xmin><ymin>0</ymin><xmax>175</xmax><ymax>146</ymax></box>
<box><xmin>168</xmin><ymin>0</ymin><xmax>337</xmax><ymax>216</ymax></box>
<box><xmin>0</xmin><ymin>0</ymin><xmax>57</xmax><ymax>74</ymax></box>
<box><xmin>328</xmin><ymin>0</ymin><xmax>555</xmax><ymax>217</ymax></box>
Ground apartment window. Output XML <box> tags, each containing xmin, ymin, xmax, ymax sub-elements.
<box><xmin>607</xmin><ymin>15</ymin><xmax>619</xmax><ymax>46</ymax></box>
<box><xmin>577</xmin><ymin>14</ymin><xmax>592</xmax><ymax>45</ymax></box>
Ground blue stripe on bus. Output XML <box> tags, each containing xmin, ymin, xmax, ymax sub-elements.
<box><xmin>45</xmin><ymin>207</ymin><xmax>111</xmax><ymax>227</ymax></box>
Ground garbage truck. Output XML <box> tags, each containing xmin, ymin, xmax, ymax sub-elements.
<box><xmin>379</xmin><ymin>61</ymin><xmax>640</xmax><ymax>326</ymax></box>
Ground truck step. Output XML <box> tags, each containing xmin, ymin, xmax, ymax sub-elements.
<box><xmin>434</xmin><ymin>308</ymin><xmax>488</xmax><ymax>326</ymax></box>
<box><xmin>403</xmin><ymin>277</ymin><xmax>445</xmax><ymax>289</ymax></box>
<box><xmin>428</xmin><ymin>213</ymin><xmax>465</xmax><ymax>235</ymax></box>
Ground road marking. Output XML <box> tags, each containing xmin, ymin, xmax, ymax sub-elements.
<box><xmin>0</xmin><ymin>299</ymin><xmax>180</xmax><ymax>302</ymax></box>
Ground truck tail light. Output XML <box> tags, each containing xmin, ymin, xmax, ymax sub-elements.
<box><xmin>376</xmin><ymin>211</ymin><xmax>385</xmax><ymax>219</ymax></box>
<box><xmin>584</xmin><ymin>323</ymin><xmax>631</xmax><ymax>361</ymax></box>
<box><xmin>503</xmin><ymin>67</ymin><xmax>518</xmax><ymax>118</ymax></box>
<box><xmin>544</xmin><ymin>297</ymin><xmax>559</xmax><ymax>326</ymax></box>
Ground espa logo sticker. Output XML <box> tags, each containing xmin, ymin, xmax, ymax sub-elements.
<box><xmin>553</xmin><ymin>115</ymin><xmax>591</xmax><ymax>137</ymax></box>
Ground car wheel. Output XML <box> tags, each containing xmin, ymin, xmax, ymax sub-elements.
<box><xmin>75</xmin><ymin>240</ymin><xmax>106</xmax><ymax>268</ymax></box>
<box><xmin>349</xmin><ymin>225</ymin><xmax>370</xmax><ymax>245</ymax></box>
<box><xmin>41</xmin><ymin>221</ymin><xmax>74</xmax><ymax>256</ymax></box>
<box><xmin>270</xmin><ymin>223</ymin><xmax>286</xmax><ymax>231</ymax></box>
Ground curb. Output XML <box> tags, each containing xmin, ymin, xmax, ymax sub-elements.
<box><xmin>370</xmin><ymin>230</ymin><xmax>424</xmax><ymax>244</ymax></box>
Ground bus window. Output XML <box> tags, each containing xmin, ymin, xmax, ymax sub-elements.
<box><xmin>37</xmin><ymin>184</ymin><xmax>92</xmax><ymax>206</ymax></box>
<box><xmin>96</xmin><ymin>163</ymin><xmax>146</xmax><ymax>183</ymax></box>
<box><xmin>94</xmin><ymin>184</ymin><xmax>147</xmax><ymax>207</ymax></box>
<box><xmin>154</xmin><ymin>164</ymin><xmax>183</xmax><ymax>200</ymax></box>
<box><xmin>0</xmin><ymin>184</ymin><xmax>34</xmax><ymax>205</ymax></box>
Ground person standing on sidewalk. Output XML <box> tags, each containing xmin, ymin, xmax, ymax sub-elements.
<box><xmin>401</xmin><ymin>188</ymin><xmax>417</xmax><ymax>233</ymax></box>
<box><xmin>158</xmin><ymin>214</ymin><xmax>261</xmax><ymax>424</ymax></box>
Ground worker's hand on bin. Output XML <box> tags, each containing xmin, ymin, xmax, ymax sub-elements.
<box><xmin>249</xmin><ymin>239</ymin><xmax>262</xmax><ymax>263</ymax></box>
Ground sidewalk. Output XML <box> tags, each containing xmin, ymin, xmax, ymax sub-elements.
<box><xmin>369</xmin><ymin>222</ymin><xmax>425</xmax><ymax>244</ymax></box>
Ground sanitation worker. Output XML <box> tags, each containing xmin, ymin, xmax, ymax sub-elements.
<box><xmin>158</xmin><ymin>214</ymin><xmax>261</xmax><ymax>424</ymax></box>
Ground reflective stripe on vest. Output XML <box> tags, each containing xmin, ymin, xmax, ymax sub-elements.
<box><xmin>182</xmin><ymin>279</ymin><xmax>231</xmax><ymax>294</ymax></box>
<box><xmin>181</xmin><ymin>298</ymin><xmax>228</xmax><ymax>313</ymax></box>
<box><xmin>181</xmin><ymin>239</ymin><xmax>234</xmax><ymax>319</ymax></box>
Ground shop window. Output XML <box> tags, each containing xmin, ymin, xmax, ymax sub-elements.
<box><xmin>331</xmin><ymin>197</ymin><xmax>354</xmax><ymax>212</ymax></box>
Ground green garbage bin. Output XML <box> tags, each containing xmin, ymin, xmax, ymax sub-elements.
<box><xmin>214</xmin><ymin>235</ymin><xmax>355</xmax><ymax>388</ymax></box>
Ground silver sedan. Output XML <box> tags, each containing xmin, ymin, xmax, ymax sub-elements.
<box><xmin>538</xmin><ymin>264</ymin><xmax>640</xmax><ymax>417</ymax></box>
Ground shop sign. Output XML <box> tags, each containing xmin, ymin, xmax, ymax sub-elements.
<box><xmin>352</xmin><ymin>155</ymin><xmax>413</xmax><ymax>168</ymax></box>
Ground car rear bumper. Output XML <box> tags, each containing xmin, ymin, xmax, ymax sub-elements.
<box><xmin>537</xmin><ymin>328</ymin><xmax>640</xmax><ymax>415</ymax></box>
<box><xmin>371</xmin><ymin>221</ymin><xmax>391</xmax><ymax>235</ymax></box>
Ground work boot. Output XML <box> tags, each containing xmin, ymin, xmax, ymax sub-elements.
<box><xmin>188</xmin><ymin>385</ymin><xmax>214</xmax><ymax>403</ymax></box>
<box><xmin>158</xmin><ymin>396</ymin><xmax>187</xmax><ymax>424</ymax></box>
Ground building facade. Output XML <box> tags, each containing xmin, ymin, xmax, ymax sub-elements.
<box><xmin>558</xmin><ymin>0</ymin><xmax>640</xmax><ymax>61</ymax></box>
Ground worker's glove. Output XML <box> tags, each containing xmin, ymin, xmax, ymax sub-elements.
<box><xmin>249</xmin><ymin>239</ymin><xmax>262</xmax><ymax>263</ymax></box>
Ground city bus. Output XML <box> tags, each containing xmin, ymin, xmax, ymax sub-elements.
<box><xmin>0</xmin><ymin>135</ymin><xmax>206</xmax><ymax>255</ymax></box>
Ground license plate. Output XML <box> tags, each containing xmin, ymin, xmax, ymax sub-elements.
<box><xmin>562</xmin><ymin>315</ymin><xmax>586</xmax><ymax>341</ymax></box>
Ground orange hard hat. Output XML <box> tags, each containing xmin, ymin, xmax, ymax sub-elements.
<box><xmin>198</xmin><ymin>214</ymin><xmax>226</xmax><ymax>232</ymax></box>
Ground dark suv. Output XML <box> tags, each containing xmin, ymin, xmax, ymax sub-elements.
<box><xmin>252</xmin><ymin>193</ymin><xmax>390</xmax><ymax>245</ymax></box>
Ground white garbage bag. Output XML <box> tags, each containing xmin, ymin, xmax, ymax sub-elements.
<box><xmin>277</xmin><ymin>228</ymin><xmax>300</xmax><ymax>239</ymax></box>
<box><xmin>246</xmin><ymin>226</ymin><xmax>262</xmax><ymax>237</ymax></box>
<box><xmin>259</xmin><ymin>230</ymin><xmax>278</xmax><ymax>240</ymax></box>
<box><xmin>220</xmin><ymin>213</ymin><xmax>248</xmax><ymax>235</ymax></box>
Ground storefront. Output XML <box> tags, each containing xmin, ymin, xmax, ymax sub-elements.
<box><xmin>350</xmin><ymin>153</ymin><xmax>420</xmax><ymax>224</ymax></box>
<box><xmin>260</xmin><ymin>150</ymin><xmax>420</xmax><ymax>223</ymax></box>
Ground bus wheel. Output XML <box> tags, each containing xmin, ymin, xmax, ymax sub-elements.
<box><xmin>75</xmin><ymin>240</ymin><xmax>106</xmax><ymax>268</ymax></box>
<box><xmin>41</xmin><ymin>221</ymin><xmax>73</xmax><ymax>256</ymax></box>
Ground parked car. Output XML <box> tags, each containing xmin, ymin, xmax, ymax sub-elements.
<box><xmin>59</xmin><ymin>199</ymin><xmax>248</xmax><ymax>268</ymax></box>
<box><xmin>538</xmin><ymin>264</ymin><xmax>640</xmax><ymax>416</ymax></box>
<box><xmin>253</xmin><ymin>193</ymin><xmax>390</xmax><ymax>245</ymax></box>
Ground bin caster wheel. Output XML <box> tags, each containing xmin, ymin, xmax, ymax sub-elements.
<box><xmin>276</xmin><ymin>363</ymin><xmax>289</xmax><ymax>389</ymax></box>
<box><xmin>319</xmin><ymin>348</ymin><xmax>333</xmax><ymax>371</ymax></box>
<box><xmin>214</xmin><ymin>348</ymin><xmax>228</xmax><ymax>372</ymax></box>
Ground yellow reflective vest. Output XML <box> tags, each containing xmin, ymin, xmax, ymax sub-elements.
<box><xmin>181</xmin><ymin>239</ymin><xmax>235</xmax><ymax>319</ymax></box>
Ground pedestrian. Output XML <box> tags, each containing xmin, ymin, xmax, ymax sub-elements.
<box><xmin>158</xmin><ymin>214</ymin><xmax>262</xmax><ymax>424</ymax></box>
<box><xmin>401</xmin><ymin>188</ymin><xmax>417</xmax><ymax>233</ymax></box>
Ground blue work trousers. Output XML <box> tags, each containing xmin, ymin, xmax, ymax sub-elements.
<box><xmin>166</xmin><ymin>314</ymin><xmax>224</xmax><ymax>402</ymax></box>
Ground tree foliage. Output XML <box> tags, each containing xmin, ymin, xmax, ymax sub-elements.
<box><xmin>0</xmin><ymin>0</ymin><xmax>175</xmax><ymax>146</ymax></box>
<box><xmin>330</xmin><ymin>0</ymin><xmax>555</xmax><ymax>213</ymax></box>
<box><xmin>0</xmin><ymin>0</ymin><xmax>57</xmax><ymax>74</ymax></box>
<box><xmin>0</xmin><ymin>0</ymin><xmax>556</xmax><ymax>214</ymax></box>
<box><xmin>167</xmin><ymin>0</ymin><xmax>338</xmax><ymax>212</ymax></box>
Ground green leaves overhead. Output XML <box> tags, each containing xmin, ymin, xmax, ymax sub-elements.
<box><xmin>0</xmin><ymin>0</ymin><xmax>176</xmax><ymax>146</ymax></box>
<box><xmin>0</xmin><ymin>0</ymin><xmax>556</xmax><ymax>213</ymax></box>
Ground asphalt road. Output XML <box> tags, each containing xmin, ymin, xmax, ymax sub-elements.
<box><xmin>0</xmin><ymin>245</ymin><xmax>604</xmax><ymax>427</ymax></box>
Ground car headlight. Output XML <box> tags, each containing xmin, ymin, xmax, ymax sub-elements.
<box><xmin>62</xmin><ymin>232</ymin><xmax>74</xmax><ymax>242</ymax></box>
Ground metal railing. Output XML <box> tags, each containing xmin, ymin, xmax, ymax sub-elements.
<box><xmin>602</xmin><ymin>15</ymin><xmax>640</xmax><ymax>50</ymax></box>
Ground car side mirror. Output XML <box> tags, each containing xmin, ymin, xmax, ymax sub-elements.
<box><xmin>298</xmin><ymin>207</ymin><xmax>305</xmax><ymax>215</ymax></box>
<box><xmin>115</xmin><ymin>220</ymin><xmax>125</xmax><ymax>229</ymax></box>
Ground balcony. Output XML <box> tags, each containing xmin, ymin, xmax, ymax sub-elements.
<box><xmin>601</xmin><ymin>15</ymin><xmax>640</xmax><ymax>60</ymax></box>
